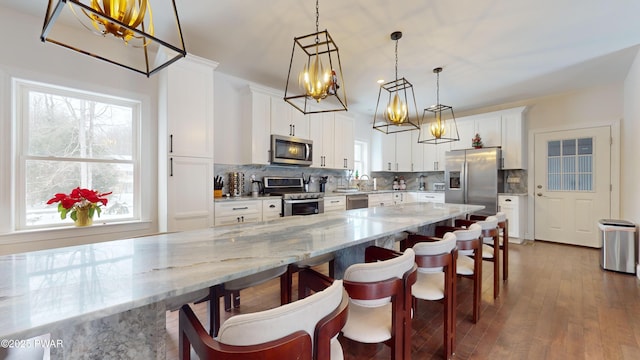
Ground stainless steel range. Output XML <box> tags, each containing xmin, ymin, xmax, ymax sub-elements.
<box><xmin>263</xmin><ymin>177</ymin><xmax>324</xmax><ymax>216</ymax></box>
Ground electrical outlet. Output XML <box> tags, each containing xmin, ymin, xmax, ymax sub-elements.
<box><xmin>507</xmin><ymin>176</ymin><xmax>520</xmax><ymax>184</ymax></box>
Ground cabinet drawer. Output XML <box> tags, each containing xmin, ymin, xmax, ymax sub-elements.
<box><xmin>215</xmin><ymin>213</ymin><xmax>262</xmax><ymax>226</ymax></box>
<box><xmin>215</xmin><ymin>201</ymin><xmax>261</xmax><ymax>216</ymax></box>
<box><xmin>262</xmin><ymin>199</ymin><xmax>282</xmax><ymax>220</ymax></box>
<box><xmin>324</xmin><ymin>196</ymin><xmax>346</xmax><ymax>212</ymax></box>
<box><xmin>416</xmin><ymin>192</ymin><xmax>445</xmax><ymax>203</ymax></box>
<box><xmin>368</xmin><ymin>193</ymin><xmax>394</xmax><ymax>207</ymax></box>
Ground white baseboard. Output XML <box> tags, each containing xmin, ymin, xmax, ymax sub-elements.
<box><xmin>508</xmin><ymin>236</ymin><xmax>525</xmax><ymax>244</ymax></box>
<box><xmin>637</xmin><ymin>264</ymin><xmax>640</xmax><ymax>279</ymax></box>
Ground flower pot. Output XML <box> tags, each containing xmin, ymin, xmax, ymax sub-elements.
<box><xmin>74</xmin><ymin>208</ymin><xmax>93</xmax><ymax>227</ymax></box>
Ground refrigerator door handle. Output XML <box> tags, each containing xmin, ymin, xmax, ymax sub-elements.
<box><xmin>463</xmin><ymin>161</ymin><xmax>469</xmax><ymax>204</ymax></box>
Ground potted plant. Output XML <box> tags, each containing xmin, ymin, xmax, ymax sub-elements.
<box><xmin>472</xmin><ymin>133</ymin><xmax>483</xmax><ymax>148</ymax></box>
<box><xmin>47</xmin><ymin>187</ymin><xmax>112</xmax><ymax>226</ymax></box>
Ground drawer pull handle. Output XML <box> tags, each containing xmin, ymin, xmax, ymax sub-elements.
<box><xmin>233</xmin><ymin>207</ymin><xmax>249</xmax><ymax>210</ymax></box>
<box><xmin>269</xmin><ymin>204</ymin><xmax>276</xmax><ymax>208</ymax></box>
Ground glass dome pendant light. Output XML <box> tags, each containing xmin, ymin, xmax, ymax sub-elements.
<box><xmin>372</xmin><ymin>31</ymin><xmax>420</xmax><ymax>134</ymax></box>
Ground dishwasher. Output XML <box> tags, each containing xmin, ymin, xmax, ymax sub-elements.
<box><xmin>346</xmin><ymin>194</ymin><xmax>368</xmax><ymax>210</ymax></box>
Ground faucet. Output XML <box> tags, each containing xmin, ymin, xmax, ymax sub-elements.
<box><xmin>359</xmin><ymin>174</ymin><xmax>370</xmax><ymax>180</ymax></box>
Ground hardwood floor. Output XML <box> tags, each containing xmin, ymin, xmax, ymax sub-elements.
<box><xmin>165</xmin><ymin>240</ymin><xmax>640</xmax><ymax>359</ymax></box>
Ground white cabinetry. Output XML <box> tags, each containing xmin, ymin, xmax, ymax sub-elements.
<box><xmin>333</xmin><ymin>114</ymin><xmax>355</xmax><ymax>169</ymax></box>
<box><xmin>215</xmin><ymin>201</ymin><xmax>262</xmax><ymax>226</ymax></box>
<box><xmin>262</xmin><ymin>198</ymin><xmax>282</xmax><ymax>220</ymax></box>
<box><xmin>159</xmin><ymin>55</ymin><xmax>217</xmax><ymax>232</ymax></box>
<box><xmin>416</xmin><ymin>192</ymin><xmax>445</xmax><ymax>203</ymax></box>
<box><xmin>393</xmin><ymin>192</ymin><xmax>416</xmax><ymax>204</ymax></box>
<box><xmin>324</xmin><ymin>196</ymin><xmax>346</xmax><ymax>212</ymax></box>
<box><xmin>423</xmin><ymin>141</ymin><xmax>450</xmax><ymax>172</ymax></box>
<box><xmin>271</xmin><ymin>99</ymin><xmax>309</xmax><ymax>138</ymax></box>
<box><xmin>500</xmin><ymin>107</ymin><xmax>527</xmax><ymax>169</ymax></box>
<box><xmin>372</xmin><ymin>131</ymin><xmax>416</xmax><ymax>172</ymax></box>
<box><xmin>451</xmin><ymin>114</ymin><xmax>502</xmax><ymax>151</ymax></box>
<box><xmin>309</xmin><ymin>113</ymin><xmax>335</xmax><ymax>168</ymax></box>
<box><xmin>368</xmin><ymin>193</ymin><xmax>394</xmax><ymax>207</ymax></box>
<box><xmin>243</xmin><ymin>86</ymin><xmax>272</xmax><ymax>165</ymax></box>
<box><xmin>498</xmin><ymin>194</ymin><xmax>527</xmax><ymax>242</ymax></box>
<box><xmin>411</xmin><ymin>132</ymin><xmax>424</xmax><ymax>172</ymax></box>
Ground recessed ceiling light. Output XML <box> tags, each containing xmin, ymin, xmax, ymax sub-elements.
<box><xmin>376</xmin><ymin>79</ymin><xmax>384</xmax><ymax>84</ymax></box>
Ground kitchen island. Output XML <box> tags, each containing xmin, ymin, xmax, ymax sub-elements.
<box><xmin>0</xmin><ymin>202</ymin><xmax>482</xmax><ymax>359</ymax></box>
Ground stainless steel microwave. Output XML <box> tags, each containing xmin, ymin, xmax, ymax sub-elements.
<box><xmin>270</xmin><ymin>134</ymin><xmax>313</xmax><ymax>166</ymax></box>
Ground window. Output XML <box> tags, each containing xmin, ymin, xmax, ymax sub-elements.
<box><xmin>15</xmin><ymin>80</ymin><xmax>140</xmax><ymax>229</ymax></box>
<box><xmin>547</xmin><ymin>137</ymin><xmax>593</xmax><ymax>191</ymax></box>
<box><xmin>353</xmin><ymin>140</ymin><xmax>368</xmax><ymax>176</ymax></box>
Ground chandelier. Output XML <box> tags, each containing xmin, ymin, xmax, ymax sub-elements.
<box><xmin>372</xmin><ymin>31</ymin><xmax>420</xmax><ymax>134</ymax></box>
<box><xmin>41</xmin><ymin>0</ymin><xmax>186</xmax><ymax>77</ymax></box>
<box><xmin>284</xmin><ymin>0</ymin><xmax>347</xmax><ymax>114</ymax></box>
<box><xmin>418</xmin><ymin>67</ymin><xmax>460</xmax><ymax>144</ymax></box>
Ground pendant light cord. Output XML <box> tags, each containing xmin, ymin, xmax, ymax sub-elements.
<box><xmin>436</xmin><ymin>70</ymin><xmax>440</xmax><ymax>105</ymax></box>
<box><xmin>394</xmin><ymin>39</ymin><xmax>399</xmax><ymax>81</ymax></box>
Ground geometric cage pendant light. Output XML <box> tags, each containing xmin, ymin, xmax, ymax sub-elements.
<box><xmin>372</xmin><ymin>31</ymin><xmax>420</xmax><ymax>134</ymax></box>
<box><xmin>284</xmin><ymin>0</ymin><xmax>347</xmax><ymax>114</ymax></box>
<box><xmin>418</xmin><ymin>67</ymin><xmax>460</xmax><ymax>144</ymax></box>
<box><xmin>41</xmin><ymin>0</ymin><xmax>187</xmax><ymax>77</ymax></box>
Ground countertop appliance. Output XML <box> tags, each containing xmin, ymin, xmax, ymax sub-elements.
<box><xmin>444</xmin><ymin>147</ymin><xmax>503</xmax><ymax>216</ymax></box>
<box><xmin>270</xmin><ymin>134</ymin><xmax>313</xmax><ymax>166</ymax></box>
<box><xmin>346</xmin><ymin>194</ymin><xmax>368</xmax><ymax>210</ymax></box>
<box><xmin>263</xmin><ymin>176</ymin><xmax>324</xmax><ymax>216</ymax></box>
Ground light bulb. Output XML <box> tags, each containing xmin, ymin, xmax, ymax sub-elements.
<box><xmin>81</xmin><ymin>0</ymin><xmax>154</xmax><ymax>44</ymax></box>
<box><xmin>385</xmin><ymin>93</ymin><xmax>408</xmax><ymax>124</ymax></box>
<box><xmin>298</xmin><ymin>45</ymin><xmax>331</xmax><ymax>102</ymax></box>
<box><xmin>430</xmin><ymin>115</ymin><xmax>446</xmax><ymax>138</ymax></box>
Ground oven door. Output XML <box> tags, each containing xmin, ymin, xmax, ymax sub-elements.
<box><xmin>283</xmin><ymin>199</ymin><xmax>324</xmax><ymax>216</ymax></box>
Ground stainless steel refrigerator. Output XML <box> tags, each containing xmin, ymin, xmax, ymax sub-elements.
<box><xmin>444</xmin><ymin>147</ymin><xmax>503</xmax><ymax>216</ymax></box>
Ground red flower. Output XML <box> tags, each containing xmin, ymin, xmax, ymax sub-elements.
<box><xmin>46</xmin><ymin>187</ymin><xmax>112</xmax><ymax>221</ymax></box>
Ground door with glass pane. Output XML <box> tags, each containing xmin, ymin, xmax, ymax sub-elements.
<box><xmin>534</xmin><ymin>126</ymin><xmax>611</xmax><ymax>247</ymax></box>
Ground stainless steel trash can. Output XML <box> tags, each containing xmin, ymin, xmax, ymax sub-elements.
<box><xmin>598</xmin><ymin>219</ymin><xmax>637</xmax><ymax>274</ymax></box>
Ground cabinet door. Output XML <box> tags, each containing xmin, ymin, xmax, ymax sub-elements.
<box><xmin>167</xmin><ymin>156</ymin><xmax>213</xmax><ymax>231</ymax></box>
<box><xmin>309</xmin><ymin>113</ymin><xmax>325</xmax><ymax>167</ymax></box>
<box><xmin>411</xmin><ymin>131</ymin><xmax>424</xmax><ymax>172</ymax></box>
<box><xmin>290</xmin><ymin>107</ymin><xmax>309</xmax><ymax>138</ymax></box>
<box><xmin>395</xmin><ymin>132</ymin><xmax>413</xmax><ymax>172</ymax></box>
<box><xmin>476</xmin><ymin>115</ymin><xmax>502</xmax><ymax>148</ymax></box>
<box><xmin>324</xmin><ymin>196</ymin><xmax>346</xmax><ymax>212</ymax></box>
<box><xmin>334</xmin><ymin>114</ymin><xmax>354</xmax><ymax>169</ymax></box>
<box><xmin>166</xmin><ymin>58</ymin><xmax>214</xmax><ymax>158</ymax></box>
<box><xmin>380</xmin><ymin>133</ymin><xmax>396</xmax><ymax>171</ymax></box>
<box><xmin>249</xmin><ymin>90</ymin><xmax>271</xmax><ymax>164</ymax></box>
<box><xmin>450</xmin><ymin>118</ymin><xmax>475</xmax><ymax>150</ymax></box>
<box><xmin>270</xmin><ymin>100</ymin><xmax>293</xmax><ymax>136</ymax></box>
<box><xmin>262</xmin><ymin>199</ymin><xmax>282</xmax><ymax>220</ymax></box>
<box><xmin>501</xmin><ymin>109</ymin><xmax>526</xmax><ymax>169</ymax></box>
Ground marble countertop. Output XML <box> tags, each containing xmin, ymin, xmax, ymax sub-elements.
<box><xmin>0</xmin><ymin>202</ymin><xmax>482</xmax><ymax>339</ymax></box>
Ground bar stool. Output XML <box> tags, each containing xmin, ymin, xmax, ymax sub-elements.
<box><xmin>405</xmin><ymin>232</ymin><xmax>458</xmax><ymax>360</ymax></box>
<box><xmin>456</xmin><ymin>216</ymin><xmax>500</xmax><ymax>299</ymax></box>
<box><xmin>470</xmin><ymin>212</ymin><xmax>509</xmax><ymax>280</ymax></box>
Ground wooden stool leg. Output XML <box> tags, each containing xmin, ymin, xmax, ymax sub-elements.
<box><xmin>503</xmin><ymin>221</ymin><xmax>509</xmax><ymax>281</ymax></box>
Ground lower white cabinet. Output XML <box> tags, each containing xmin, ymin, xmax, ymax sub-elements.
<box><xmin>215</xmin><ymin>200</ymin><xmax>262</xmax><ymax>226</ymax></box>
<box><xmin>368</xmin><ymin>193</ymin><xmax>394</xmax><ymax>207</ymax></box>
<box><xmin>416</xmin><ymin>192</ymin><xmax>445</xmax><ymax>204</ymax></box>
<box><xmin>393</xmin><ymin>192</ymin><xmax>416</xmax><ymax>204</ymax></box>
<box><xmin>262</xmin><ymin>198</ymin><xmax>282</xmax><ymax>220</ymax></box>
<box><xmin>324</xmin><ymin>196</ymin><xmax>346</xmax><ymax>212</ymax></box>
<box><xmin>498</xmin><ymin>194</ymin><xmax>527</xmax><ymax>241</ymax></box>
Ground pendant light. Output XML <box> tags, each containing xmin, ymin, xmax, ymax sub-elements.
<box><xmin>418</xmin><ymin>67</ymin><xmax>460</xmax><ymax>144</ymax></box>
<box><xmin>372</xmin><ymin>31</ymin><xmax>420</xmax><ymax>134</ymax></box>
<box><xmin>284</xmin><ymin>0</ymin><xmax>347</xmax><ymax>114</ymax></box>
<box><xmin>41</xmin><ymin>0</ymin><xmax>186</xmax><ymax>77</ymax></box>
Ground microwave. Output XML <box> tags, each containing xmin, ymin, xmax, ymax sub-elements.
<box><xmin>270</xmin><ymin>134</ymin><xmax>313</xmax><ymax>166</ymax></box>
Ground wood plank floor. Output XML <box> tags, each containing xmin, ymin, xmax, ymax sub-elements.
<box><xmin>165</xmin><ymin>240</ymin><xmax>640</xmax><ymax>359</ymax></box>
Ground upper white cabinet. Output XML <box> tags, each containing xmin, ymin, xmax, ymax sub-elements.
<box><xmin>271</xmin><ymin>99</ymin><xmax>309</xmax><ymax>138</ymax></box>
<box><xmin>423</xmin><ymin>141</ymin><xmax>450</xmax><ymax>172</ymax></box>
<box><xmin>163</xmin><ymin>57</ymin><xmax>215</xmax><ymax>158</ymax></box>
<box><xmin>411</xmin><ymin>131</ymin><xmax>424</xmax><ymax>172</ymax></box>
<box><xmin>450</xmin><ymin>113</ymin><xmax>501</xmax><ymax>150</ymax></box>
<box><xmin>333</xmin><ymin>113</ymin><xmax>355</xmax><ymax>169</ymax></box>
<box><xmin>158</xmin><ymin>55</ymin><xmax>217</xmax><ymax>232</ymax></box>
<box><xmin>309</xmin><ymin>113</ymin><xmax>336</xmax><ymax>168</ymax></box>
<box><xmin>371</xmin><ymin>130</ymin><xmax>416</xmax><ymax>172</ymax></box>
<box><xmin>500</xmin><ymin>107</ymin><xmax>527</xmax><ymax>169</ymax></box>
<box><xmin>242</xmin><ymin>87</ymin><xmax>272</xmax><ymax>165</ymax></box>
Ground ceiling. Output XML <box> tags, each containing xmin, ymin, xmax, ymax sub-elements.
<box><xmin>5</xmin><ymin>0</ymin><xmax>640</xmax><ymax>116</ymax></box>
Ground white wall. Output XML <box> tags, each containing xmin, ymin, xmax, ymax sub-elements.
<box><xmin>623</xmin><ymin>49</ymin><xmax>640</xmax><ymax>224</ymax></box>
<box><xmin>0</xmin><ymin>7</ymin><xmax>159</xmax><ymax>253</ymax></box>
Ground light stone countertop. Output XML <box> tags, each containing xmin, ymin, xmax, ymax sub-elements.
<box><xmin>0</xmin><ymin>202</ymin><xmax>483</xmax><ymax>340</ymax></box>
